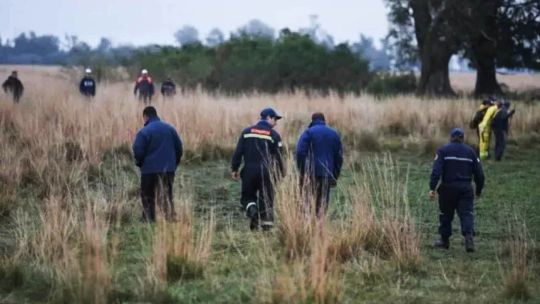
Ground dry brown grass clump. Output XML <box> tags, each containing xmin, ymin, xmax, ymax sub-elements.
<box><xmin>141</xmin><ymin>196</ymin><xmax>215</xmax><ymax>295</ymax></box>
<box><xmin>500</xmin><ymin>215</ymin><xmax>535</xmax><ymax>300</ymax></box>
<box><xmin>9</xmin><ymin>195</ymin><xmax>117</xmax><ymax>303</ymax></box>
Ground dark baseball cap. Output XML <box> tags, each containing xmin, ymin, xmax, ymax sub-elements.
<box><xmin>450</xmin><ymin>128</ymin><xmax>464</xmax><ymax>138</ymax></box>
<box><xmin>260</xmin><ymin>108</ymin><xmax>282</xmax><ymax>120</ymax></box>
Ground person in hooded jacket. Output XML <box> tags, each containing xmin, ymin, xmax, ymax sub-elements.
<box><xmin>296</xmin><ymin>112</ymin><xmax>343</xmax><ymax>216</ymax></box>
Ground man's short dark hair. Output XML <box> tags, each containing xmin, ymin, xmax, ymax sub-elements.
<box><xmin>311</xmin><ymin>112</ymin><xmax>325</xmax><ymax>121</ymax></box>
<box><xmin>143</xmin><ymin>106</ymin><xmax>157</xmax><ymax>117</ymax></box>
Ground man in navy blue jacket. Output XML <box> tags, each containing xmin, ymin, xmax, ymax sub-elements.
<box><xmin>231</xmin><ymin>108</ymin><xmax>284</xmax><ymax>231</ymax></box>
<box><xmin>296</xmin><ymin>112</ymin><xmax>343</xmax><ymax>216</ymax></box>
<box><xmin>133</xmin><ymin>106</ymin><xmax>183</xmax><ymax>222</ymax></box>
<box><xmin>430</xmin><ymin>128</ymin><xmax>484</xmax><ymax>252</ymax></box>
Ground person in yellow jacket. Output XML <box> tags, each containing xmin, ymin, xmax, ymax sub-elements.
<box><xmin>478</xmin><ymin>99</ymin><xmax>499</xmax><ymax>160</ymax></box>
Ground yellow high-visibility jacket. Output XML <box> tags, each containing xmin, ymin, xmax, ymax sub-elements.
<box><xmin>479</xmin><ymin>105</ymin><xmax>498</xmax><ymax>130</ymax></box>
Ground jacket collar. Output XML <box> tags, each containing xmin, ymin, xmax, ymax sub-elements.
<box><xmin>144</xmin><ymin>116</ymin><xmax>160</xmax><ymax>126</ymax></box>
<box><xmin>256</xmin><ymin>120</ymin><xmax>272</xmax><ymax>128</ymax></box>
<box><xmin>309</xmin><ymin>119</ymin><xmax>326</xmax><ymax>128</ymax></box>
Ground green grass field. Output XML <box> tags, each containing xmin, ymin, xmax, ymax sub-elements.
<box><xmin>1</xmin><ymin>139</ymin><xmax>539</xmax><ymax>304</ymax></box>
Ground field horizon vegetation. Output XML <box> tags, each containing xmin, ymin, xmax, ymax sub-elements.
<box><xmin>0</xmin><ymin>66</ymin><xmax>539</xmax><ymax>303</ymax></box>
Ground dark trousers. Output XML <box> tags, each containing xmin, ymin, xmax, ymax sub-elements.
<box><xmin>301</xmin><ymin>176</ymin><xmax>331</xmax><ymax>216</ymax></box>
<box><xmin>493</xmin><ymin>129</ymin><xmax>507</xmax><ymax>161</ymax></box>
<box><xmin>437</xmin><ymin>183</ymin><xmax>474</xmax><ymax>240</ymax></box>
<box><xmin>138</xmin><ymin>94</ymin><xmax>152</xmax><ymax>104</ymax></box>
<box><xmin>240</xmin><ymin>168</ymin><xmax>274</xmax><ymax>224</ymax></box>
<box><xmin>140</xmin><ymin>172</ymin><xmax>175</xmax><ymax>222</ymax></box>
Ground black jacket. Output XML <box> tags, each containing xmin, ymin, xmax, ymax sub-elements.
<box><xmin>79</xmin><ymin>76</ymin><xmax>96</xmax><ymax>96</ymax></box>
<box><xmin>2</xmin><ymin>76</ymin><xmax>24</xmax><ymax>99</ymax></box>
<box><xmin>134</xmin><ymin>76</ymin><xmax>155</xmax><ymax>97</ymax></box>
<box><xmin>492</xmin><ymin>107</ymin><xmax>515</xmax><ymax>132</ymax></box>
<box><xmin>161</xmin><ymin>81</ymin><xmax>176</xmax><ymax>96</ymax></box>
<box><xmin>231</xmin><ymin>120</ymin><xmax>284</xmax><ymax>175</ymax></box>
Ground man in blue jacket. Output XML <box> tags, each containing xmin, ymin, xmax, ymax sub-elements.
<box><xmin>296</xmin><ymin>112</ymin><xmax>343</xmax><ymax>217</ymax></box>
<box><xmin>429</xmin><ymin>128</ymin><xmax>484</xmax><ymax>252</ymax></box>
<box><xmin>231</xmin><ymin>108</ymin><xmax>284</xmax><ymax>231</ymax></box>
<box><xmin>133</xmin><ymin>106</ymin><xmax>183</xmax><ymax>222</ymax></box>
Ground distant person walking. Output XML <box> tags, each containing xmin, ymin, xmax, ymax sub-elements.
<box><xmin>132</xmin><ymin>106</ymin><xmax>183</xmax><ymax>222</ymax></box>
<box><xmin>469</xmin><ymin>99</ymin><xmax>493</xmax><ymax>142</ymax></box>
<box><xmin>231</xmin><ymin>108</ymin><xmax>284</xmax><ymax>231</ymax></box>
<box><xmin>161</xmin><ymin>78</ymin><xmax>176</xmax><ymax>98</ymax></box>
<box><xmin>430</xmin><ymin>128</ymin><xmax>485</xmax><ymax>252</ymax></box>
<box><xmin>478</xmin><ymin>98</ymin><xmax>498</xmax><ymax>160</ymax></box>
<box><xmin>79</xmin><ymin>68</ymin><xmax>96</xmax><ymax>98</ymax></box>
<box><xmin>491</xmin><ymin>99</ymin><xmax>516</xmax><ymax>161</ymax></box>
<box><xmin>296</xmin><ymin>112</ymin><xmax>343</xmax><ymax>216</ymax></box>
<box><xmin>2</xmin><ymin>71</ymin><xmax>24</xmax><ymax>103</ymax></box>
<box><xmin>134</xmin><ymin>69</ymin><xmax>155</xmax><ymax>104</ymax></box>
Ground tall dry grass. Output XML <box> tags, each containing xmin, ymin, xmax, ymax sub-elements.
<box><xmin>500</xmin><ymin>215</ymin><xmax>535</xmax><ymax>300</ymax></box>
<box><xmin>9</xmin><ymin>194</ymin><xmax>117</xmax><ymax>303</ymax></box>
<box><xmin>140</xmin><ymin>196</ymin><xmax>215</xmax><ymax>297</ymax></box>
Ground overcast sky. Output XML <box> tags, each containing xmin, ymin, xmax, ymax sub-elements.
<box><xmin>0</xmin><ymin>0</ymin><xmax>389</xmax><ymax>47</ymax></box>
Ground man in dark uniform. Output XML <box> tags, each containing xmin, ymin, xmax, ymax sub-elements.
<box><xmin>79</xmin><ymin>68</ymin><xmax>96</xmax><ymax>98</ymax></box>
<box><xmin>132</xmin><ymin>106</ymin><xmax>183</xmax><ymax>222</ymax></box>
<box><xmin>134</xmin><ymin>69</ymin><xmax>155</xmax><ymax>104</ymax></box>
<box><xmin>296</xmin><ymin>112</ymin><xmax>343</xmax><ymax>216</ymax></box>
<box><xmin>231</xmin><ymin>108</ymin><xmax>284</xmax><ymax>231</ymax></box>
<box><xmin>2</xmin><ymin>71</ymin><xmax>24</xmax><ymax>103</ymax></box>
<box><xmin>430</xmin><ymin>128</ymin><xmax>485</xmax><ymax>252</ymax></box>
<box><xmin>491</xmin><ymin>99</ymin><xmax>516</xmax><ymax>161</ymax></box>
<box><xmin>161</xmin><ymin>78</ymin><xmax>176</xmax><ymax>98</ymax></box>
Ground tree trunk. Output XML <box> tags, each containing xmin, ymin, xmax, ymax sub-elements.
<box><xmin>472</xmin><ymin>42</ymin><xmax>502</xmax><ymax>97</ymax></box>
<box><xmin>417</xmin><ymin>41</ymin><xmax>455</xmax><ymax>96</ymax></box>
<box><xmin>411</xmin><ymin>0</ymin><xmax>457</xmax><ymax>97</ymax></box>
<box><xmin>470</xmin><ymin>0</ymin><xmax>502</xmax><ymax>97</ymax></box>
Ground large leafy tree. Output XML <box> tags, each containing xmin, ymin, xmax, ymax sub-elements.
<box><xmin>386</xmin><ymin>0</ymin><xmax>540</xmax><ymax>96</ymax></box>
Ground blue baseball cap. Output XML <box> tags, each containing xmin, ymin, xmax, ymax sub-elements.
<box><xmin>260</xmin><ymin>108</ymin><xmax>282</xmax><ymax>120</ymax></box>
<box><xmin>450</xmin><ymin>128</ymin><xmax>464</xmax><ymax>138</ymax></box>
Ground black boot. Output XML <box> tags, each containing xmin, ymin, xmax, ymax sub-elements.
<box><xmin>433</xmin><ymin>237</ymin><xmax>449</xmax><ymax>249</ymax></box>
<box><xmin>246</xmin><ymin>203</ymin><xmax>259</xmax><ymax>231</ymax></box>
<box><xmin>249</xmin><ymin>217</ymin><xmax>259</xmax><ymax>231</ymax></box>
<box><xmin>465</xmin><ymin>234</ymin><xmax>475</xmax><ymax>252</ymax></box>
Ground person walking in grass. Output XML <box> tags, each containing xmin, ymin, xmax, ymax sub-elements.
<box><xmin>2</xmin><ymin>70</ymin><xmax>24</xmax><ymax>103</ymax></box>
<box><xmin>296</xmin><ymin>112</ymin><xmax>343</xmax><ymax>217</ymax></box>
<box><xmin>491</xmin><ymin>99</ymin><xmax>516</xmax><ymax>161</ymax></box>
<box><xmin>79</xmin><ymin>68</ymin><xmax>96</xmax><ymax>98</ymax></box>
<box><xmin>134</xmin><ymin>69</ymin><xmax>155</xmax><ymax>104</ymax></box>
<box><xmin>429</xmin><ymin>128</ymin><xmax>485</xmax><ymax>252</ymax></box>
<box><xmin>231</xmin><ymin>108</ymin><xmax>284</xmax><ymax>231</ymax></box>
<box><xmin>133</xmin><ymin>106</ymin><xmax>183</xmax><ymax>222</ymax></box>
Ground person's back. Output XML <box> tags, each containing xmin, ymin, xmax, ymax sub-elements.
<box><xmin>492</xmin><ymin>107</ymin><xmax>512</xmax><ymax>132</ymax></box>
<box><xmin>161</xmin><ymin>80</ymin><xmax>176</xmax><ymax>97</ymax></box>
<box><xmin>79</xmin><ymin>76</ymin><xmax>96</xmax><ymax>97</ymax></box>
<box><xmin>2</xmin><ymin>73</ymin><xmax>24</xmax><ymax>102</ymax></box>
<box><xmin>132</xmin><ymin>106</ymin><xmax>183</xmax><ymax>222</ymax></box>
<box><xmin>430</xmin><ymin>128</ymin><xmax>484</xmax><ymax>252</ymax></box>
<box><xmin>133</xmin><ymin>117</ymin><xmax>182</xmax><ymax>174</ymax></box>
<box><xmin>296</xmin><ymin>118</ymin><xmax>343</xmax><ymax>179</ymax></box>
<box><xmin>434</xmin><ymin>142</ymin><xmax>479</xmax><ymax>185</ymax></box>
<box><xmin>232</xmin><ymin>120</ymin><xmax>282</xmax><ymax>173</ymax></box>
